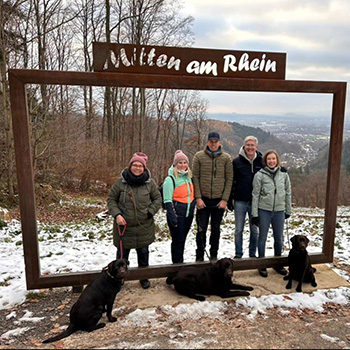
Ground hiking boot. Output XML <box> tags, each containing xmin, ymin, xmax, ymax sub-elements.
<box><xmin>140</xmin><ymin>279</ymin><xmax>151</xmax><ymax>289</ymax></box>
<box><xmin>195</xmin><ymin>257</ymin><xmax>204</xmax><ymax>262</ymax></box>
<box><xmin>273</xmin><ymin>266</ymin><xmax>288</xmax><ymax>276</ymax></box>
<box><xmin>259</xmin><ymin>268</ymin><xmax>268</xmax><ymax>278</ymax></box>
<box><xmin>210</xmin><ymin>255</ymin><xmax>217</xmax><ymax>261</ymax></box>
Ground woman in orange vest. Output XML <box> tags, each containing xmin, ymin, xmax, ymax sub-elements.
<box><xmin>163</xmin><ymin>150</ymin><xmax>195</xmax><ymax>263</ymax></box>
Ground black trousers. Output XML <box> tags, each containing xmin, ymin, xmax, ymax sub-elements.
<box><xmin>167</xmin><ymin>213</ymin><xmax>194</xmax><ymax>263</ymax></box>
<box><xmin>195</xmin><ymin>198</ymin><xmax>224</xmax><ymax>259</ymax></box>
<box><xmin>117</xmin><ymin>246</ymin><xmax>149</xmax><ymax>268</ymax></box>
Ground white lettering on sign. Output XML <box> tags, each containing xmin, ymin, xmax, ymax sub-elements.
<box><xmin>102</xmin><ymin>45</ymin><xmax>280</xmax><ymax>77</ymax></box>
<box><xmin>108</xmin><ymin>47</ymin><xmax>181</xmax><ymax>71</ymax></box>
<box><xmin>186</xmin><ymin>61</ymin><xmax>218</xmax><ymax>76</ymax></box>
<box><xmin>223</xmin><ymin>53</ymin><xmax>277</xmax><ymax>73</ymax></box>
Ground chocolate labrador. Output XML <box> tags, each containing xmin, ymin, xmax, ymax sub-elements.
<box><xmin>166</xmin><ymin>257</ymin><xmax>253</xmax><ymax>301</ymax></box>
<box><xmin>43</xmin><ymin>259</ymin><xmax>129</xmax><ymax>343</ymax></box>
<box><xmin>284</xmin><ymin>235</ymin><xmax>317</xmax><ymax>292</ymax></box>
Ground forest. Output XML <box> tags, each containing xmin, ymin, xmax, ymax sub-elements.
<box><xmin>0</xmin><ymin>0</ymin><xmax>349</xmax><ymax>212</ymax></box>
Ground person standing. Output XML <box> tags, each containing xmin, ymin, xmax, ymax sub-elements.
<box><xmin>192</xmin><ymin>132</ymin><xmax>233</xmax><ymax>261</ymax></box>
<box><xmin>230</xmin><ymin>136</ymin><xmax>263</xmax><ymax>259</ymax></box>
<box><xmin>163</xmin><ymin>150</ymin><xmax>195</xmax><ymax>263</ymax></box>
<box><xmin>251</xmin><ymin>149</ymin><xmax>292</xmax><ymax>278</ymax></box>
<box><xmin>107</xmin><ymin>152</ymin><xmax>162</xmax><ymax>289</ymax></box>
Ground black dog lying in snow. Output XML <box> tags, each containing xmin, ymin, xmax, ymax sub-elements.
<box><xmin>166</xmin><ymin>257</ymin><xmax>253</xmax><ymax>301</ymax></box>
<box><xmin>43</xmin><ymin>259</ymin><xmax>129</xmax><ymax>343</ymax></box>
<box><xmin>284</xmin><ymin>235</ymin><xmax>317</xmax><ymax>293</ymax></box>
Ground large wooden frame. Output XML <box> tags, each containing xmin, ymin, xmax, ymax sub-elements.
<box><xmin>9</xmin><ymin>68</ymin><xmax>346</xmax><ymax>289</ymax></box>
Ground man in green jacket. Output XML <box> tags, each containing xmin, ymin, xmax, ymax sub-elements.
<box><xmin>192</xmin><ymin>132</ymin><xmax>233</xmax><ymax>261</ymax></box>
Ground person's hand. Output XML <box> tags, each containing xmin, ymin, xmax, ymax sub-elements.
<box><xmin>218</xmin><ymin>200</ymin><xmax>227</xmax><ymax>210</ymax></box>
<box><xmin>164</xmin><ymin>202</ymin><xmax>178</xmax><ymax>227</ymax></box>
<box><xmin>252</xmin><ymin>217</ymin><xmax>259</xmax><ymax>227</ymax></box>
<box><xmin>196</xmin><ymin>198</ymin><xmax>206</xmax><ymax>210</ymax></box>
<box><xmin>168</xmin><ymin>215</ymin><xmax>178</xmax><ymax>227</ymax></box>
<box><xmin>285</xmin><ymin>213</ymin><xmax>290</xmax><ymax>220</ymax></box>
<box><xmin>116</xmin><ymin>214</ymin><xmax>126</xmax><ymax>226</ymax></box>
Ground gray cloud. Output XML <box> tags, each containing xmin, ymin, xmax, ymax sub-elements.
<box><xmin>182</xmin><ymin>0</ymin><xmax>349</xmax><ymax>116</ymax></box>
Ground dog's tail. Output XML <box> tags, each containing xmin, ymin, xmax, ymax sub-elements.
<box><xmin>42</xmin><ymin>323</ymin><xmax>76</xmax><ymax>343</ymax></box>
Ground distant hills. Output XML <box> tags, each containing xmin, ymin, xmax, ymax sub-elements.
<box><xmin>206</xmin><ymin>112</ymin><xmax>349</xmax><ymax>171</ymax></box>
<box><xmin>309</xmin><ymin>139</ymin><xmax>350</xmax><ymax>172</ymax></box>
<box><xmin>206</xmin><ymin>118</ymin><xmax>302</xmax><ymax>159</ymax></box>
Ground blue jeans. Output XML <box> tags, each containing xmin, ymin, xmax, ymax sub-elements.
<box><xmin>234</xmin><ymin>200</ymin><xmax>258</xmax><ymax>258</ymax></box>
<box><xmin>257</xmin><ymin>209</ymin><xmax>285</xmax><ymax>258</ymax></box>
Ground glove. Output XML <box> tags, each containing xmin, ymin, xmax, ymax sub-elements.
<box><xmin>285</xmin><ymin>213</ymin><xmax>290</xmax><ymax>220</ymax></box>
<box><xmin>252</xmin><ymin>217</ymin><xmax>259</xmax><ymax>227</ymax></box>
<box><xmin>280</xmin><ymin>166</ymin><xmax>288</xmax><ymax>173</ymax></box>
<box><xmin>147</xmin><ymin>212</ymin><xmax>153</xmax><ymax>219</ymax></box>
<box><xmin>164</xmin><ymin>202</ymin><xmax>178</xmax><ymax>227</ymax></box>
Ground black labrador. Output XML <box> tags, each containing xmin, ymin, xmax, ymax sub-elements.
<box><xmin>166</xmin><ymin>257</ymin><xmax>253</xmax><ymax>301</ymax></box>
<box><xmin>284</xmin><ymin>235</ymin><xmax>317</xmax><ymax>293</ymax></box>
<box><xmin>43</xmin><ymin>259</ymin><xmax>129</xmax><ymax>343</ymax></box>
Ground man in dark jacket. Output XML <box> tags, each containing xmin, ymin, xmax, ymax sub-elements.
<box><xmin>192</xmin><ymin>132</ymin><xmax>233</xmax><ymax>261</ymax></box>
<box><xmin>230</xmin><ymin>136</ymin><xmax>263</xmax><ymax>258</ymax></box>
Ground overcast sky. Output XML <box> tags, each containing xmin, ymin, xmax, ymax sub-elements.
<box><xmin>179</xmin><ymin>0</ymin><xmax>349</xmax><ymax>118</ymax></box>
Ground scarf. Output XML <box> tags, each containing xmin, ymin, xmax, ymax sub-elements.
<box><xmin>123</xmin><ymin>168</ymin><xmax>149</xmax><ymax>187</ymax></box>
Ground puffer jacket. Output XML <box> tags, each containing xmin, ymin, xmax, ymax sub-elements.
<box><xmin>107</xmin><ymin>168</ymin><xmax>162</xmax><ymax>249</ymax></box>
<box><xmin>251</xmin><ymin>166</ymin><xmax>292</xmax><ymax>217</ymax></box>
<box><xmin>163</xmin><ymin>165</ymin><xmax>195</xmax><ymax>218</ymax></box>
<box><xmin>232</xmin><ymin>147</ymin><xmax>263</xmax><ymax>202</ymax></box>
<box><xmin>192</xmin><ymin>146</ymin><xmax>233</xmax><ymax>201</ymax></box>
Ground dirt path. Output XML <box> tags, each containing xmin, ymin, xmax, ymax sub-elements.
<box><xmin>1</xmin><ymin>264</ymin><xmax>350</xmax><ymax>349</ymax></box>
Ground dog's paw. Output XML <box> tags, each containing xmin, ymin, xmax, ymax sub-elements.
<box><xmin>108</xmin><ymin>316</ymin><xmax>117</xmax><ymax>322</ymax></box>
<box><xmin>285</xmin><ymin>282</ymin><xmax>292</xmax><ymax>289</ymax></box>
<box><xmin>246</xmin><ymin>286</ymin><xmax>254</xmax><ymax>291</ymax></box>
<box><xmin>312</xmin><ymin>282</ymin><xmax>317</xmax><ymax>287</ymax></box>
<box><xmin>195</xmin><ymin>295</ymin><xmax>206</xmax><ymax>301</ymax></box>
<box><xmin>283</xmin><ymin>275</ymin><xmax>289</xmax><ymax>281</ymax></box>
<box><xmin>296</xmin><ymin>286</ymin><xmax>302</xmax><ymax>293</ymax></box>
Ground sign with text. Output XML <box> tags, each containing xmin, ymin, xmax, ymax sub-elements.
<box><xmin>93</xmin><ymin>42</ymin><xmax>286</xmax><ymax>80</ymax></box>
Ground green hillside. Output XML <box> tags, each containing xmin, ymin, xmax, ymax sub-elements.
<box><xmin>309</xmin><ymin>139</ymin><xmax>350</xmax><ymax>172</ymax></box>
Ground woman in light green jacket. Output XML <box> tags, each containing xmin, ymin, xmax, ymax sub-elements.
<box><xmin>251</xmin><ymin>150</ymin><xmax>292</xmax><ymax>278</ymax></box>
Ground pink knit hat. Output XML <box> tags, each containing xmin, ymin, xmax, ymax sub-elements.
<box><xmin>173</xmin><ymin>150</ymin><xmax>189</xmax><ymax>166</ymax></box>
<box><xmin>129</xmin><ymin>152</ymin><xmax>148</xmax><ymax>169</ymax></box>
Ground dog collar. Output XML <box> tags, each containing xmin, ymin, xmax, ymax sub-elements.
<box><xmin>104</xmin><ymin>269</ymin><xmax>124</xmax><ymax>284</ymax></box>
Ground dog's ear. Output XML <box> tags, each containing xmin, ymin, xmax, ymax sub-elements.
<box><xmin>108</xmin><ymin>260</ymin><xmax>115</xmax><ymax>272</ymax></box>
<box><xmin>305</xmin><ymin>236</ymin><xmax>310</xmax><ymax>245</ymax></box>
<box><xmin>291</xmin><ymin>235</ymin><xmax>297</xmax><ymax>245</ymax></box>
<box><xmin>123</xmin><ymin>258</ymin><xmax>130</xmax><ymax>266</ymax></box>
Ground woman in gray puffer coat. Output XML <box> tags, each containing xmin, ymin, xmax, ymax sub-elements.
<box><xmin>107</xmin><ymin>152</ymin><xmax>162</xmax><ymax>289</ymax></box>
<box><xmin>251</xmin><ymin>149</ymin><xmax>292</xmax><ymax>278</ymax></box>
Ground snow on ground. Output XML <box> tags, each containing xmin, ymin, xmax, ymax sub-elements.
<box><xmin>1</xmin><ymin>206</ymin><xmax>350</xmax><ymax>340</ymax></box>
